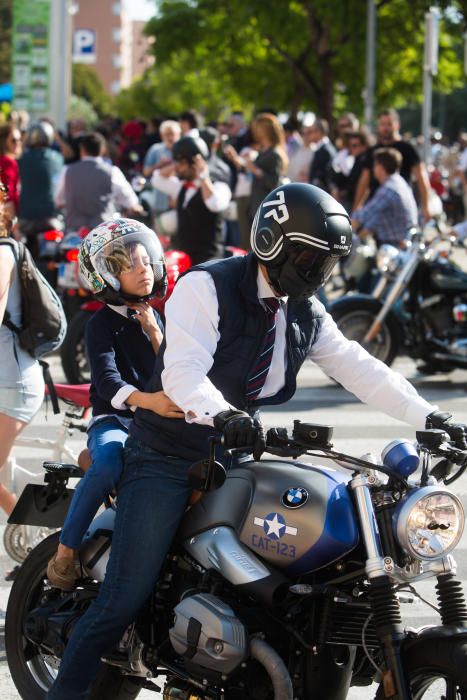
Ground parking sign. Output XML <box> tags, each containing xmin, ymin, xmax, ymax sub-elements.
<box><xmin>73</xmin><ymin>29</ymin><xmax>96</xmax><ymax>64</ymax></box>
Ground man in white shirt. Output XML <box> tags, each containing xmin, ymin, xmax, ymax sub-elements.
<box><xmin>286</xmin><ymin>115</ymin><xmax>316</xmax><ymax>183</ymax></box>
<box><xmin>152</xmin><ymin>135</ymin><xmax>231</xmax><ymax>264</ymax></box>
<box><xmin>54</xmin><ymin>132</ymin><xmax>141</xmax><ymax>231</ymax></box>
<box><xmin>48</xmin><ymin>183</ymin><xmax>467</xmax><ymax>700</ymax></box>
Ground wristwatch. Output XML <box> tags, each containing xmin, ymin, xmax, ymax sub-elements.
<box><xmin>199</xmin><ymin>170</ymin><xmax>210</xmax><ymax>181</ymax></box>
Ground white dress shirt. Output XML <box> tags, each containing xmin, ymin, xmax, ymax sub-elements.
<box><xmin>54</xmin><ymin>156</ymin><xmax>139</xmax><ymax>211</ymax></box>
<box><xmin>152</xmin><ymin>170</ymin><xmax>231</xmax><ymax>213</ymax></box>
<box><xmin>161</xmin><ymin>266</ymin><xmax>435</xmax><ymax>428</ymax></box>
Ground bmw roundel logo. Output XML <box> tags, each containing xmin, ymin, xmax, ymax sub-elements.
<box><xmin>282</xmin><ymin>487</ymin><xmax>309</xmax><ymax>509</ymax></box>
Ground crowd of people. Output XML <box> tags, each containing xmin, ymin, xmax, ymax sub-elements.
<box><xmin>0</xmin><ymin>104</ymin><xmax>467</xmax><ymax>698</ymax></box>
<box><xmin>1</xmin><ymin>105</ymin><xmax>467</xmax><ymax>269</ymax></box>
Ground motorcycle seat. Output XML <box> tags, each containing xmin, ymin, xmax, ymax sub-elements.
<box><xmin>43</xmin><ymin>462</ymin><xmax>85</xmax><ymax>479</ymax></box>
<box><xmin>47</xmin><ymin>383</ymin><xmax>91</xmax><ymax>409</ymax></box>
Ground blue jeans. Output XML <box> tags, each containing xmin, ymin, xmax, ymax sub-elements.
<box><xmin>60</xmin><ymin>417</ymin><xmax>127</xmax><ymax>550</ymax></box>
<box><xmin>47</xmin><ymin>437</ymin><xmax>194</xmax><ymax>699</ymax></box>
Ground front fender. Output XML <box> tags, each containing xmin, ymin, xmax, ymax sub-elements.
<box><xmin>328</xmin><ymin>294</ymin><xmax>400</xmax><ymax>330</ymax></box>
<box><xmin>404</xmin><ymin>623</ymin><xmax>467</xmax><ymax>652</ymax></box>
<box><xmin>328</xmin><ymin>293</ymin><xmax>383</xmax><ymax>315</ymax></box>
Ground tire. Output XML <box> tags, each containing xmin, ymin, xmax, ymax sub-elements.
<box><xmin>330</xmin><ymin>299</ymin><xmax>400</xmax><ymax>366</ymax></box>
<box><xmin>5</xmin><ymin>532</ymin><xmax>143</xmax><ymax>699</ymax></box>
<box><xmin>374</xmin><ymin>637</ymin><xmax>467</xmax><ymax>699</ymax></box>
<box><xmin>3</xmin><ymin>524</ymin><xmax>56</xmax><ymax>563</ymax></box>
<box><xmin>60</xmin><ymin>309</ymin><xmax>92</xmax><ymax>384</ymax></box>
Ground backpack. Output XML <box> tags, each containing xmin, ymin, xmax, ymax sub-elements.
<box><xmin>0</xmin><ymin>238</ymin><xmax>67</xmax><ymax>359</ymax></box>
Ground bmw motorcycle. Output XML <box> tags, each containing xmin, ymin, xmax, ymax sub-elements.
<box><xmin>329</xmin><ymin>228</ymin><xmax>467</xmax><ymax>371</ymax></box>
<box><xmin>5</xmin><ymin>420</ymin><xmax>467</xmax><ymax>699</ymax></box>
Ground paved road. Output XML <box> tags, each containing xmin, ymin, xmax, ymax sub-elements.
<box><xmin>0</xmin><ymin>354</ymin><xmax>466</xmax><ymax>698</ymax></box>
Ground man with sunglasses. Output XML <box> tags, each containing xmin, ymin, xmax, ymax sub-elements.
<box><xmin>47</xmin><ymin>182</ymin><xmax>467</xmax><ymax>700</ymax></box>
<box><xmin>152</xmin><ymin>135</ymin><xmax>231</xmax><ymax>265</ymax></box>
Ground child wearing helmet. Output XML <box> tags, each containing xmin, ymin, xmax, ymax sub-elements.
<box><xmin>47</xmin><ymin>218</ymin><xmax>184</xmax><ymax>591</ymax></box>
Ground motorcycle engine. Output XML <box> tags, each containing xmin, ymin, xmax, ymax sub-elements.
<box><xmin>169</xmin><ymin>593</ymin><xmax>247</xmax><ymax>674</ymax></box>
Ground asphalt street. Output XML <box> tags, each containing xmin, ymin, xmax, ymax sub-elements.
<box><xmin>0</xmin><ymin>353</ymin><xmax>466</xmax><ymax>699</ymax></box>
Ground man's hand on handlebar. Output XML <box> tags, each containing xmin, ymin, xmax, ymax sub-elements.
<box><xmin>426</xmin><ymin>411</ymin><xmax>467</xmax><ymax>465</ymax></box>
<box><xmin>214</xmin><ymin>410</ymin><xmax>266</xmax><ymax>461</ymax></box>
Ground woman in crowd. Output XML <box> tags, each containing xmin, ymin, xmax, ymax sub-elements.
<box><xmin>0</xmin><ymin>181</ymin><xmax>44</xmax><ymax>517</ymax></box>
<box><xmin>247</xmin><ymin>112</ymin><xmax>288</xmax><ymax>221</ymax></box>
<box><xmin>0</xmin><ymin>123</ymin><xmax>22</xmax><ymax>215</ymax></box>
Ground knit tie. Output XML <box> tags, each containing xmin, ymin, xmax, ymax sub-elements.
<box><xmin>246</xmin><ymin>297</ymin><xmax>280</xmax><ymax>401</ymax></box>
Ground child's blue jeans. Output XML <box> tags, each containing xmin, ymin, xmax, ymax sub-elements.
<box><xmin>59</xmin><ymin>416</ymin><xmax>127</xmax><ymax>550</ymax></box>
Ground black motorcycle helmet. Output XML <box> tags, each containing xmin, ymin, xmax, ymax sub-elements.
<box><xmin>172</xmin><ymin>135</ymin><xmax>209</xmax><ymax>163</ymax></box>
<box><xmin>250</xmin><ymin>183</ymin><xmax>353</xmax><ymax>299</ymax></box>
<box><xmin>26</xmin><ymin>121</ymin><xmax>54</xmax><ymax>149</ymax></box>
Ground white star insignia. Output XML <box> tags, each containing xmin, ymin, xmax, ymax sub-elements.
<box><xmin>265</xmin><ymin>514</ymin><xmax>286</xmax><ymax>538</ymax></box>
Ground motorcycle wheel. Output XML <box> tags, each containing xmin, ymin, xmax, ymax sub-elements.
<box><xmin>331</xmin><ymin>302</ymin><xmax>400</xmax><ymax>366</ymax></box>
<box><xmin>5</xmin><ymin>532</ymin><xmax>143</xmax><ymax>700</ymax></box>
<box><xmin>3</xmin><ymin>523</ymin><xmax>56</xmax><ymax>563</ymax></box>
<box><xmin>374</xmin><ymin>637</ymin><xmax>467</xmax><ymax>699</ymax></box>
<box><xmin>60</xmin><ymin>309</ymin><xmax>92</xmax><ymax>384</ymax></box>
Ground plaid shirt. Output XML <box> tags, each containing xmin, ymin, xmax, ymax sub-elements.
<box><xmin>353</xmin><ymin>174</ymin><xmax>418</xmax><ymax>244</ymax></box>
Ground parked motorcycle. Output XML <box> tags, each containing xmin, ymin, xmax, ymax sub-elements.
<box><xmin>329</xmin><ymin>227</ymin><xmax>467</xmax><ymax>371</ymax></box>
<box><xmin>19</xmin><ymin>217</ymin><xmax>65</xmax><ymax>287</ymax></box>
<box><xmin>5</xmin><ymin>420</ymin><xmax>467</xmax><ymax>698</ymax></box>
<box><xmin>55</xmin><ymin>227</ymin><xmax>91</xmax><ymax>320</ymax></box>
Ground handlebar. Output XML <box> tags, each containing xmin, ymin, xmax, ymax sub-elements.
<box><xmin>216</xmin><ymin>421</ymin><xmax>467</xmax><ymax>488</ymax></box>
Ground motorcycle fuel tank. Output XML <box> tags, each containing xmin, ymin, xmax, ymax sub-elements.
<box><xmin>180</xmin><ymin>460</ymin><xmax>359</xmax><ymax>576</ymax></box>
<box><xmin>428</xmin><ymin>259</ymin><xmax>467</xmax><ymax>293</ymax></box>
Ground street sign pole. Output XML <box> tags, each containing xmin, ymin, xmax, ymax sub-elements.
<box><xmin>49</xmin><ymin>0</ymin><xmax>72</xmax><ymax>131</ymax></box>
<box><xmin>364</xmin><ymin>0</ymin><xmax>376</xmax><ymax>130</ymax></box>
<box><xmin>421</xmin><ymin>7</ymin><xmax>439</xmax><ymax>165</ymax></box>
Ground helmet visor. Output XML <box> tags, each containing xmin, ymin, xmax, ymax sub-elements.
<box><xmin>93</xmin><ymin>231</ymin><xmax>165</xmax><ymax>294</ymax></box>
<box><xmin>289</xmin><ymin>246</ymin><xmax>339</xmax><ymax>289</ymax></box>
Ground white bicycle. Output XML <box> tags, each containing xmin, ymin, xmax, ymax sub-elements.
<box><xmin>2</xmin><ymin>383</ymin><xmax>90</xmax><ymax>562</ymax></box>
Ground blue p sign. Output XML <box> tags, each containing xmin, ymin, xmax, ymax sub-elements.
<box><xmin>73</xmin><ymin>29</ymin><xmax>96</xmax><ymax>63</ymax></box>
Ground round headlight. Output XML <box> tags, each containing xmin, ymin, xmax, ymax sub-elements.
<box><xmin>394</xmin><ymin>486</ymin><xmax>464</xmax><ymax>560</ymax></box>
<box><xmin>376</xmin><ymin>244</ymin><xmax>401</xmax><ymax>273</ymax></box>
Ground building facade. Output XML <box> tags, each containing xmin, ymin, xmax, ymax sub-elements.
<box><xmin>72</xmin><ymin>0</ymin><xmax>152</xmax><ymax>95</ymax></box>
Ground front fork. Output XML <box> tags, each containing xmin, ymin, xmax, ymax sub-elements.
<box><xmin>350</xmin><ymin>472</ymin><xmax>409</xmax><ymax>699</ymax></box>
<box><xmin>363</xmin><ymin>251</ymin><xmax>419</xmax><ymax>344</ymax></box>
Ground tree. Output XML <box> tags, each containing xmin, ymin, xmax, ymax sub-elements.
<box><xmin>145</xmin><ymin>0</ymin><xmax>467</xmax><ymax>126</ymax></box>
<box><xmin>67</xmin><ymin>95</ymin><xmax>98</xmax><ymax>126</ymax></box>
<box><xmin>72</xmin><ymin>64</ymin><xmax>112</xmax><ymax>116</ymax></box>
<box><xmin>0</xmin><ymin>0</ymin><xmax>12</xmax><ymax>86</ymax></box>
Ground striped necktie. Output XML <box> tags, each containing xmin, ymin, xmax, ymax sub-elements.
<box><xmin>246</xmin><ymin>297</ymin><xmax>280</xmax><ymax>401</ymax></box>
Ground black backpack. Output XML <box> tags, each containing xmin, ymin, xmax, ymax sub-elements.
<box><xmin>0</xmin><ymin>238</ymin><xmax>67</xmax><ymax>359</ymax></box>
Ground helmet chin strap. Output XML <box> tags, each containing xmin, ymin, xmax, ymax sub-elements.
<box><xmin>266</xmin><ymin>266</ymin><xmax>287</xmax><ymax>297</ymax></box>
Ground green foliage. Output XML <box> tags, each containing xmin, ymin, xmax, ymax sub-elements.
<box><xmin>67</xmin><ymin>94</ymin><xmax>98</xmax><ymax>125</ymax></box>
<box><xmin>0</xmin><ymin>0</ymin><xmax>12</xmax><ymax>85</ymax></box>
<box><xmin>72</xmin><ymin>64</ymin><xmax>113</xmax><ymax>116</ymax></box>
<box><xmin>141</xmin><ymin>0</ymin><xmax>467</xmax><ymax>125</ymax></box>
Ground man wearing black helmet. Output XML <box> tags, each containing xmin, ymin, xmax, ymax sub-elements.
<box><xmin>47</xmin><ymin>183</ymin><xmax>467</xmax><ymax>700</ymax></box>
<box><xmin>152</xmin><ymin>135</ymin><xmax>231</xmax><ymax>264</ymax></box>
<box><xmin>17</xmin><ymin>121</ymin><xmax>64</xmax><ymax>257</ymax></box>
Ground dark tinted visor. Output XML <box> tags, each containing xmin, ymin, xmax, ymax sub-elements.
<box><xmin>290</xmin><ymin>246</ymin><xmax>338</xmax><ymax>285</ymax></box>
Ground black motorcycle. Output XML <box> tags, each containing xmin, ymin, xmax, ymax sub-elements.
<box><xmin>329</xmin><ymin>228</ymin><xmax>467</xmax><ymax>371</ymax></box>
<box><xmin>5</xmin><ymin>420</ymin><xmax>467</xmax><ymax>699</ymax></box>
